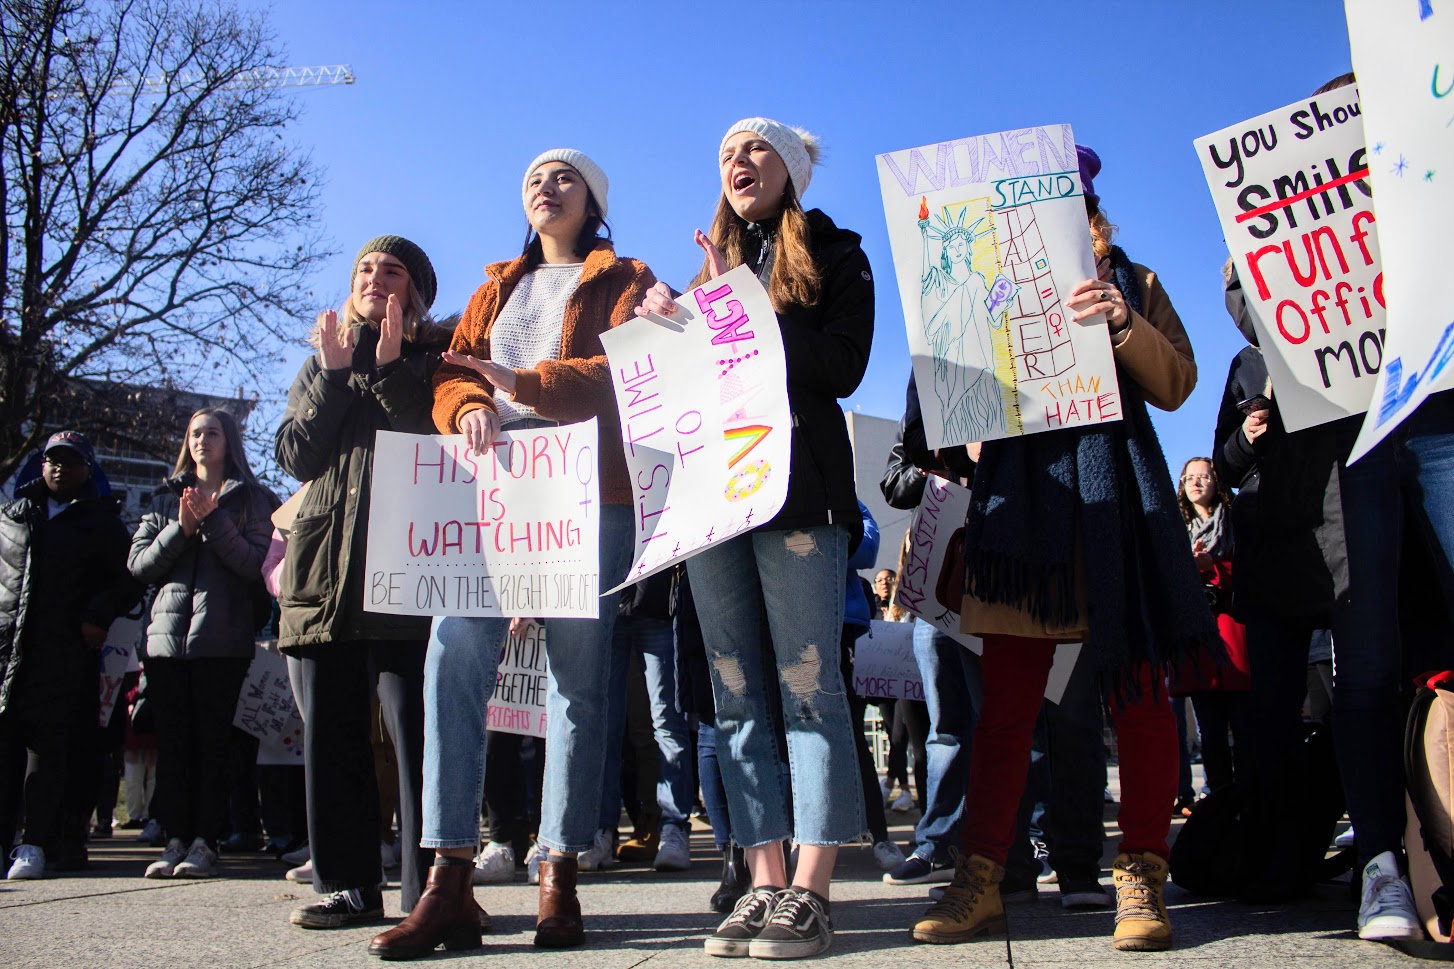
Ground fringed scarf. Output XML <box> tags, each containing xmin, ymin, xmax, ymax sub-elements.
<box><xmin>962</xmin><ymin>246</ymin><xmax>1219</xmax><ymax>694</ymax></box>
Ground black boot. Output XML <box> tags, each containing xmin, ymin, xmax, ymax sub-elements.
<box><xmin>710</xmin><ymin>844</ymin><xmax>749</xmax><ymax>914</ymax></box>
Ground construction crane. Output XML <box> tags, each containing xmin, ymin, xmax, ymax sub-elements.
<box><xmin>136</xmin><ymin>64</ymin><xmax>356</xmax><ymax>94</ymax></box>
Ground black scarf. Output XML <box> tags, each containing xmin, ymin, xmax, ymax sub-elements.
<box><xmin>962</xmin><ymin>246</ymin><xmax>1218</xmax><ymax>691</ymax></box>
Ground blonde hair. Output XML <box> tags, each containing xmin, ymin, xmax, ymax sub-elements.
<box><xmin>1089</xmin><ymin>205</ymin><xmax>1118</xmax><ymax>261</ymax></box>
<box><xmin>689</xmin><ymin>141</ymin><xmax>823</xmax><ymax>310</ymax></box>
<box><xmin>887</xmin><ymin>530</ymin><xmax>912</xmax><ymax>622</ymax></box>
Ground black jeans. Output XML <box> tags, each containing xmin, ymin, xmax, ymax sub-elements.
<box><xmin>294</xmin><ymin>639</ymin><xmax>428</xmax><ymax>912</ymax></box>
<box><xmin>1190</xmin><ymin>691</ymin><xmax>1252</xmax><ymax>793</ymax></box>
<box><xmin>0</xmin><ymin>704</ymin><xmax>72</xmax><ymax>851</ymax></box>
<box><xmin>147</xmin><ymin>657</ymin><xmax>252</xmax><ymax>847</ymax></box>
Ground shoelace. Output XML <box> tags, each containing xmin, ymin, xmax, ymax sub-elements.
<box><xmin>928</xmin><ymin>865</ymin><xmax>988</xmax><ymax>922</ymax></box>
<box><xmin>767</xmin><ymin>889</ymin><xmax>826</xmax><ymax>929</ymax></box>
<box><xmin>1367</xmin><ymin>874</ymin><xmax>1412</xmax><ymax>911</ymax></box>
<box><xmin>323</xmin><ymin>889</ymin><xmax>363</xmax><ymax>911</ymax></box>
<box><xmin>725</xmin><ymin>888</ymin><xmax>777</xmax><ymax>928</ymax></box>
<box><xmin>1114</xmin><ymin>863</ymin><xmax>1164</xmax><ymax>923</ymax></box>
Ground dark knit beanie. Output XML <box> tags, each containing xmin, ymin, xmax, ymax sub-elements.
<box><xmin>354</xmin><ymin>235</ymin><xmax>437</xmax><ymax>309</ymax></box>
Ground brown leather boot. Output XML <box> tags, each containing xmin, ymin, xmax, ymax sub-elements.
<box><xmin>368</xmin><ymin>860</ymin><xmax>482</xmax><ymax>960</ymax></box>
<box><xmin>535</xmin><ymin>856</ymin><xmax>585</xmax><ymax>948</ymax></box>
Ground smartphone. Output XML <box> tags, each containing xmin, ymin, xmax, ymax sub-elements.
<box><xmin>1236</xmin><ymin>394</ymin><xmax>1271</xmax><ymax>415</ymax></box>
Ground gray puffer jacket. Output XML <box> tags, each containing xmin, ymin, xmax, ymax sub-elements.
<box><xmin>128</xmin><ymin>473</ymin><xmax>278</xmax><ymax>660</ymax></box>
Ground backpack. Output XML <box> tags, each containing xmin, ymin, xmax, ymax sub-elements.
<box><xmin>1170</xmin><ymin>722</ymin><xmax>1351</xmax><ymax>900</ymax></box>
<box><xmin>1398</xmin><ymin>672</ymin><xmax>1454</xmax><ymax>956</ymax></box>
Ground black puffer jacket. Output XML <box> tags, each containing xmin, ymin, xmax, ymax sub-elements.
<box><xmin>0</xmin><ymin>478</ymin><xmax>137</xmax><ymax>715</ymax></box>
<box><xmin>128</xmin><ymin>473</ymin><xmax>278</xmax><ymax>660</ymax></box>
<box><xmin>274</xmin><ymin>321</ymin><xmax>453</xmax><ymax>649</ymax></box>
<box><xmin>746</xmin><ymin>209</ymin><xmax>874</xmax><ymax>543</ymax></box>
<box><xmin>1214</xmin><ymin>266</ymin><xmax>1348</xmax><ymax>624</ymax></box>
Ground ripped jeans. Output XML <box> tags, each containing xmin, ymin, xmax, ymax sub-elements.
<box><xmin>686</xmin><ymin>524</ymin><xmax>865</xmax><ymax>848</ymax></box>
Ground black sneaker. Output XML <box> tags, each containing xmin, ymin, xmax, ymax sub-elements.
<box><xmin>705</xmin><ymin>886</ymin><xmax>780</xmax><ymax>957</ymax></box>
<box><xmin>289</xmin><ymin>886</ymin><xmax>384</xmax><ymax>929</ymax></box>
<box><xmin>1059</xmin><ymin>874</ymin><xmax>1112</xmax><ymax>909</ymax></box>
<box><xmin>749</xmin><ymin>887</ymin><xmax>832</xmax><ymax>960</ymax></box>
<box><xmin>884</xmin><ymin>854</ymin><xmax>954</xmax><ymax>886</ymax></box>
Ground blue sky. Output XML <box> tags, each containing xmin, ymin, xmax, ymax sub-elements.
<box><xmin>248</xmin><ymin>0</ymin><xmax>1355</xmax><ymax>482</ymax></box>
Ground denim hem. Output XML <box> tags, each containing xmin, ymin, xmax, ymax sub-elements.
<box><xmin>419</xmin><ymin>839</ymin><xmax>476</xmax><ymax>850</ymax></box>
<box><xmin>535</xmin><ymin>836</ymin><xmax>591</xmax><ymax>855</ymax></box>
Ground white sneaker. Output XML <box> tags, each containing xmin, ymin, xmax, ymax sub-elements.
<box><xmin>890</xmin><ymin>791</ymin><xmax>914</xmax><ymax>812</ymax></box>
<box><xmin>1357</xmin><ymin>850</ymin><xmax>1423</xmax><ymax>941</ymax></box>
<box><xmin>172</xmin><ymin>837</ymin><xmax>217</xmax><ymax>878</ymax></box>
<box><xmin>7</xmin><ymin>844</ymin><xmax>44</xmax><ymax>879</ymax></box>
<box><xmin>1335</xmin><ymin>826</ymin><xmax>1358</xmax><ymax>849</ymax></box>
<box><xmin>280</xmin><ymin>843</ymin><xmax>311</xmax><ymax>866</ymax></box>
<box><xmin>525</xmin><ymin>843</ymin><xmax>542</xmax><ymax>885</ymax></box>
<box><xmin>145</xmin><ymin>838</ymin><xmax>188</xmax><ymax>879</ymax></box>
<box><xmin>654</xmin><ymin>825</ymin><xmax>692</xmax><ymax>872</ymax></box>
<box><xmin>872</xmin><ymin>839</ymin><xmax>907</xmax><ymax>871</ymax></box>
<box><xmin>473</xmin><ymin>841</ymin><xmax>515</xmax><ymax>884</ymax></box>
<box><xmin>380</xmin><ymin>841</ymin><xmax>399</xmax><ymax>871</ymax></box>
<box><xmin>578</xmin><ymin>828</ymin><xmax>616</xmax><ymax>871</ymax></box>
<box><xmin>285</xmin><ymin>861</ymin><xmax>313</xmax><ymax>883</ymax></box>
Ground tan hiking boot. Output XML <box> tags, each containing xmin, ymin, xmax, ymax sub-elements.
<box><xmin>911</xmin><ymin>852</ymin><xmax>1006</xmax><ymax>944</ymax></box>
<box><xmin>1112</xmin><ymin>851</ymin><xmax>1173</xmax><ymax>951</ymax></box>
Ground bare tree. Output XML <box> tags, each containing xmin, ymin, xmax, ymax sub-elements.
<box><xmin>0</xmin><ymin>0</ymin><xmax>331</xmax><ymax>481</ymax></box>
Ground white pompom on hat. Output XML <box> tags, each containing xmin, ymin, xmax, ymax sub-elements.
<box><xmin>522</xmin><ymin>149</ymin><xmax>609</xmax><ymax>218</ymax></box>
<box><xmin>719</xmin><ymin>118</ymin><xmax>821</xmax><ymax>200</ymax></box>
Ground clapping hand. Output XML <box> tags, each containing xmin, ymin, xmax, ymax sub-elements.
<box><xmin>376</xmin><ymin>295</ymin><xmax>404</xmax><ymax>367</ymax></box>
<box><xmin>316</xmin><ymin>309</ymin><xmax>354</xmax><ymax>371</ymax></box>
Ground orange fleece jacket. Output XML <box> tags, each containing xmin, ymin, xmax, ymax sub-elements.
<box><xmin>431</xmin><ymin>240</ymin><xmax>656</xmax><ymax>506</ymax></box>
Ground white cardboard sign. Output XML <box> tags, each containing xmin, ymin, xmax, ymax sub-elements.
<box><xmin>853</xmin><ymin>620</ymin><xmax>924</xmax><ymax>701</ymax></box>
<box><xmin>601</xmin><ymin>265</ymin><xmax>791</xmax><ymax>591</ymax></box>
<box><xmin>363</xmin><ymin>423</ymin><xmax>601</xmax><ymax>618</ymax></box>
<box><xmin>486</xmin><ymin>619</ymin><xmax>548</xmax><ymax>739</ymax></box>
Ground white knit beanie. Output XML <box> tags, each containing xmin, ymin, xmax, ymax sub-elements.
<box><xmin>522</xmin><ymin>149</ymin><xmax>609</xmax><ymax>219</ymax></box>
<box><xmin>719</xmin><ymin>118</ymin><xmax>820</xmax><ymax>200</ymax></box>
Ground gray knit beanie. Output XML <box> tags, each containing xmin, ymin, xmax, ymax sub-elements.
<box><xmin>354</xmin><ymin>235</ymin><xmax>437</xmax><ymax>309</ymax></box>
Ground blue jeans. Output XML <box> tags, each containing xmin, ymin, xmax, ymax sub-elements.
<box><xmin>421</xmin><ymin>503</ymin><xmax>634</xmax><ymax>852</ymax></box>
<box><xmin>1332</xmin><ymin>391</ymin><xmax>1454</xmax><ymax>863</ymax></box>
<box><xmin>687</xmin><ymin>525</ymin><xmax>864</xmax><ymax>847</ymax></box>
<box><xmin>910</xmin><ymin>620</ymin><xmax>982</xmax><ymax>864</ymax></box>
<box><xmin>697</xmin><ymin>723</ymin><xmax>733</xmax><ymax>852</ymax></box>
<box><xmin>597</xmin><ymin>614</ymin><xmax>695</xmax><ymax>830</ymax></box>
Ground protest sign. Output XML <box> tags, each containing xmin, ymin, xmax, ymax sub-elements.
<box><xmin>234</xmin><ymin>645</ymin><xmax>304</xmax><ymax>764</ymax></box>
<box><xmin>897</xmin><ymin>475</ymin><xmax>1081</xmax><ymax>703</ymax></box>
<box><xmin>486</xmin><ymin>619</ymin><xmax>548</xmax><ymax>739</ymax></box>
<box><xmin>1344</xmin><ymin>1</ymin><xmax>1454</xmax><ymax>461</ymax></box>
<box><xmin>97</xmin><ymin>605</ymin><xmax>143</xmax><ymax>727</ymax></box>
<box><xmin>364</xmin><ymin>422</ymin><xmax>601</xmax><ymax>619</ymax></box>
<box><xmin>876</xmin><ymin>125</ymin><xmax>1120</xmax><ymax>449</ymax></box>
<box><xmin>601</xmin><ymin>265</ymin><xmax>791</xmax><ymax>590</ymax></box>
<box><xmin>853</xmin><ymin>621</ymin><xmax>923</xmax><ymax>701</ymax></box>
<box><xmin>1195</xmin><ymin>90</ymin><xmax>1381</xmax><ymax>431</ymax></box>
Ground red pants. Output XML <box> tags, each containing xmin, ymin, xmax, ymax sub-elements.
<box><xmin>961</xmin><ymin>636</ymin><xmax>1176</xmax><ymax>864</ymax></box>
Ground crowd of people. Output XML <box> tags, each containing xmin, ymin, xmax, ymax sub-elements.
<box><xmin>1</xmin><ymin>99</ymin><xmax>1450</xmax><ymax>962</ymax></box>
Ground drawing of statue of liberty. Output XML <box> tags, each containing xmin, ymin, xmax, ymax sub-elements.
<box><xmin>918</xmin><ymin>199</ymin><xmax>1007</xmax><ymax>443</ymax></box>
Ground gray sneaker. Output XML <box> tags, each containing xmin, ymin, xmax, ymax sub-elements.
<box><xmin>749</xmin><ymin>887</ymin><xmax>832</xmax><ymax>959</ymax></box>
<box><xmin>145</xmin><ymin>838</ymin><xmax>188</xmax><ymax>879</ymax></box>
<box><xmin>705</xmin><ymin>886</ymin><xmax>780</xmax><ymax>957</ymax></box>
<box><xmin>172</xmin><ymin>838</ymin><xmax>217</xmax><ymax>878</ymax></box>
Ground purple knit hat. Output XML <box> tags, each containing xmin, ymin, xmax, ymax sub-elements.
<box><xmin>1076</xmin><ymin>144</ymin><xmax>1101</xmax><ymax>207</ymax></box>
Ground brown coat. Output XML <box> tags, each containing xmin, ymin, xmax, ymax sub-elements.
<box><xmin>431</xmin><ymin>241</ymin><xmax>656</xmax><ymax>506</ymax></box>
<box><xmin>961</xmin><ymin>262</ymin><xmax>1197</xmax><ymax>641</ymax></box>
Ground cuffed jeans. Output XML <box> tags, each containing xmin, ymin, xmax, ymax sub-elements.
<box><xmin>422</xmin><ymin>503</ymin><xmax>633</xmax><ymax>854</ymax></box>
<box><xmin>910</xmin><ymin>620</ymin><xmax>982</xmax><ymax>863</ymax></box>
<box><xmin>1332</xmin><ymin>391</ymin><xmax>1454</xmax><ymax>863</ymax></box>
<box><xmin>687</xmin><ymin>524</ymin><xmax>864</xmax><ymax>847</ymax></box>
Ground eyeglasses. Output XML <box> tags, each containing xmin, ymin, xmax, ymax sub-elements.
<box><xmin>1180</xmin><ymin>473</ymin><xmax>1213</xmax><ymax>484</ymax></box>
<box><xmin>43</xmin><ymin>453</ymin><xmax>86</xmax><ymax>469</ymax></box>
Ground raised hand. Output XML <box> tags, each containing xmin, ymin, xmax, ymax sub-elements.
<box><xmin>376</xmin><ymin>294</ymin><xmax>404</xmax><ymax>367</ymax></box>
<box><xmin>178</xmin><ymin>488</ymin><xmax>201</xmax><ymax>537</ymax></box>
<box><xmin>695</xmin><ymin>228</ymin><xmax>729</xmax><ymax>279</ymax></box>
<box><xmin>185</xmin><ymin>487</ymin><xmax>218</xmax><ymax>523</ymax></box>
<box><xmin>316</xmin><ymin>309</ymin><xmax>354</xmax><ymax>371</ymax></box>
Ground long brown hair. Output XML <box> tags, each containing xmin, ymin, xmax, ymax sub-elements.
<box><xmin>173</xmin><ymin>407</ymin><xmax>258</xmax><ymax>486</ymax></box>
<box><xmin>887</xmin><ymin>530</ymin><xmax>912</xmax><ymax>621</ymax></box>
<box><xmin>1176</xmin><ymin>456</ymin><xmax>1230</xmax><ymax>524</ymax></box>
<box><xmin>689</xmin><ymin>186</ymin><xmax>821</xmax><ymax>310</ymax></box>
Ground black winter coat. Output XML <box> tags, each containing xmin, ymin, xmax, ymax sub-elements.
<box><xmin>128</xmin><ymin>473</ymin><xmax>278</xmax><ymax>660</ymax></box>
<box><xmin>881</xmin><ymin>370</ymin><xmax>975</xmax><ymax>511</ymax></box>
<box><xmin>1214</xmin><ymin>268</ymin><xmax>1348</xmax><ymax>624</ymax></box>
<box><xmin>274</xmin><ymin>321</ymin><xmax>453</xmax><ymax>649</ymax></box>
<box><xmin>0</xmin><ymin>478</ymin><xmax>137</xmax><ymax>715</ymax></box>
<box><xmin>747</xmin><ymin>210</ymin><xmax>874</xmax><ymax>542</ymax></box>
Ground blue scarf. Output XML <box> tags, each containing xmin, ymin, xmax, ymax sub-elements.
<box><xmin>962</xmin><ymin>246</ymin><xmax>1218</xmax><ymax>688</ymax></box>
